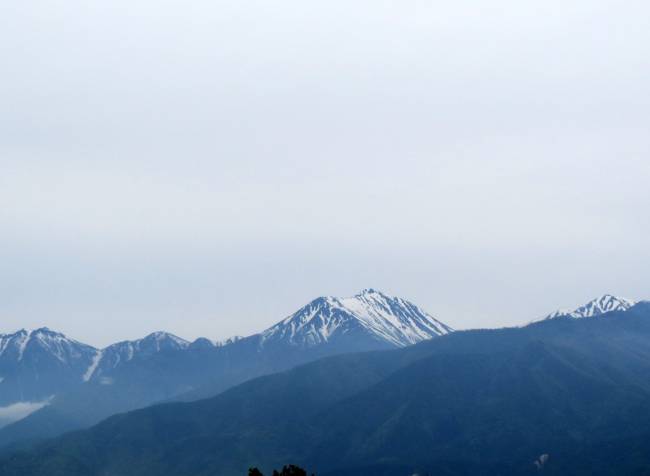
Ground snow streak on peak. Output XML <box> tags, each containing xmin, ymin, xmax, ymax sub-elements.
<box><xmin>0</xmin><ymin>325</ymin><xmax>196</xmax><ymax>384</ymax></box>
<box><xmin>140</xmin><ymin>331</ymin><xmax>190</xmax><ymax>349</ymax></box>
<box><xmin>83</xmin><ymin>332</ymin><xmax>190</xmax><ymax>382</ymax></box>
<box><xmin>261</xmin><ymin>289</ymin><xmax>453</xmax><ymax>348</ymax></box>
<box><xmin>543</xmin><ymin>294</ymin><xmax>637</xmax><ymax>320</ymax></box>
<box><xmin>0</xmin><ymin>328</ymin><xmax>94</xmax><ymax>363</ymax></box>
<box><xmin>83</xmin><ymin>349</ymin><xmax>104</xmax><ymax>382</ymax></box>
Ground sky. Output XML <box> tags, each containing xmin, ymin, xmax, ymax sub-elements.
<box><xmin>1</xmin><ymin>0</ymin><xmax>649</xmax><ymax>347</ymax></box>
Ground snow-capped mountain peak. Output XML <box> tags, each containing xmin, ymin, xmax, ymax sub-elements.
<box><xmin>0</xmin><ymin>328</ymin><xmax>99</xmax><ymax>406</ymax></box>
<box><xmin>0</xmin><ymin>328</ymin><xmax>95</xmax><ymax>363</ymax></box>
<box><xmin>102</xmin><ymin>331</ymin><xmax>189</xmax><ymax>360</ymax></box>
<box><xmin>0</xmin><ymin>329</ymin><xmax>30</xmax><ymax>361</ymax></box>
<box><xmin>261</xmin><ymin>289</ymin><xmax>453</xmax><ymax>348</ymax></box>
<box><xmin>138</xmin><ymin>331</ymin><xmax>190</xmax><ymax>350</ymax></box>
<box><xmin>543</xmin><ymin>294</ymin><xmax>637</xmax><ymax>320</ymax></box>
<box><xmin>83</xmin><ymin>331</ymin><xmax>189</xmax><ymax>382</ymax></box>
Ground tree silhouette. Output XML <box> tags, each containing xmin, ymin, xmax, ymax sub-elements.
<box><xmin>275</xmin><ymin>465</ymin><xmax>308</xmax><ymax>476</ymax></box>
<box><xmin>249</xmin><ymin>464</ymin><xmax>312</xmax><ymax>476</ymax></box>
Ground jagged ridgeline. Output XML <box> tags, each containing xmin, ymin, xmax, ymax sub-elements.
<box><xmin>0</xmin><ymin>297</ymin><xmax>649</xmax><ymax>475</ymax></box>
<box><xmin>0</xmin><ymin>290</ymin><xmax>451</xmax><ymax>446</ymax></box>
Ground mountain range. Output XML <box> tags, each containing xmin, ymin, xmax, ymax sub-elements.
<box><xmin>541</xmin><ymin>294</ymin><xmax>636</xmax><ymax>320</ymax></box>
<box><xmin>0</xmin><ymin>293</ymin><xmax>648</xmax><ymax>475</ymax></box>
<box><xmin>0</xmin><ymin>289</ymin><xmax>450</xmax><ymax>446</ymax></box>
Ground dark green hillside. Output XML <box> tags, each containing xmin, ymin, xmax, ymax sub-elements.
<box><xmin>3</xmin><ymin>303</ymin><xmax>650</xmax><ymax>475</ymax></box>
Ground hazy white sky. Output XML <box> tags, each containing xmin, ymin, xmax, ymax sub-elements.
<box><xmin>1</xmin><ymin>0</ymin><xmax>649</xmax><ymax>346</ymax></box>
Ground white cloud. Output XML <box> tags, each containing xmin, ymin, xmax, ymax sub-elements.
<box><xmin>0</xmin><ymin>398</ymin><xmax>52</xmax><ymax>428</ymax></box>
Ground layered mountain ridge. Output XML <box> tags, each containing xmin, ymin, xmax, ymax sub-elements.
<box><xmin>1</xmin><ymin>291</ymin><xmax>637</xmax><ymax>412</ymax></box>
<box><xmin>0</xmin><ymin>328</ymin><xmax>194</xmax><ymax>406</ymax></box>
<box><xmin>83</xmin><ymin>332</ymin><xmax>191</xmax><ymax>382</ymax></box>
<box><xmin>0</xmin><ymin>290</ymin><xmax>451</xmax><ymax>445</ymax></box>
<box><xmin>4</xmin><ymin>301</ymin><xmax>650</xmax><ymax>476</ymax></box>
<box><xmin>0</xmin><ymin>290</ymin><xmax>448</xmax><ymax>397</ymax></box>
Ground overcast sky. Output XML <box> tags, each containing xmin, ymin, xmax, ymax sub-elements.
<box><xmin>1</xmin><ymin>0</ymin><xmax>649</xmax><ymax>347</ymax></box>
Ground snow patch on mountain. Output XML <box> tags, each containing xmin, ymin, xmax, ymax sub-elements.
<box><xmin>16</xmin><ymin>331</ymin><xmax>30</xmax><ymax>361</ymax></box>
<box><xmin>261</xmin><ymin>289</ymin><xmax>453</xmax><ymax>348</ymax></box>
<box><xmin>542</xmin><ymin>294</ymin><xmax>637</xmax><ymax>320</ymax></box>
<box><xmin>83</xmin><ymin>332</ymin><xmax>190</xmax><ymax>382</ymax></box>
<box><xmin>83</xmin><ymin>350</ymin><xmax>104</xmax><ymax>382</ymax></box>
<box><xmin>0</xmin><ymin>328</ymin><xmax>95</xmax><ymax>364</ymax></box>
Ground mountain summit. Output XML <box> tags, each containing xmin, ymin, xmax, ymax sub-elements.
<box><xmin>542</xmin><ymin>294</ymin><xmax>637</xmax><ymax>320</ymax></box>
<box><xmin>0</xmin><ymin>328</ymin><xmax>97</xmax><ymax>407</ymax></box>
<box><xmin>260</xmin><ymin>289</ymin><xmax>452</xmax><ymax>349</ymax></box>
<box><xmin>83</xmin><ymin>332</ymin><xmax>190</xmax><ymax>382</ymax></box>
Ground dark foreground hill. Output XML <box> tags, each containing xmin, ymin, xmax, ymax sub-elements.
<box><xmin>2</xmin><ymin>302</ymin><xmax>650</xmax><ymax>475</ymax></box>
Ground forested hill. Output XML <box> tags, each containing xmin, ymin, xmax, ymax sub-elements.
<box><xmin>2</xmin><ymin>302</ymin><xmax>650</xmax><ymax>475</ymax></box>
